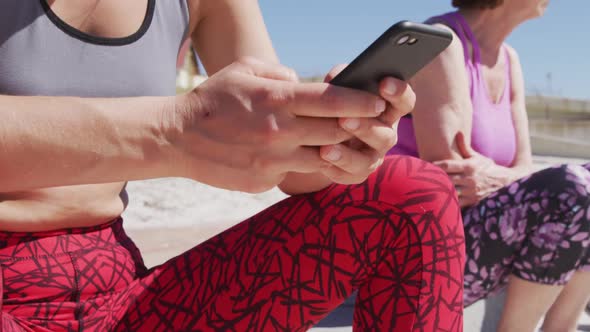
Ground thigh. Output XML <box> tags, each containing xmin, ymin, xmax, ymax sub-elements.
<box><xmin>462</xmin><ymin>164</ymin><xmax>590</xmax><ymax>306</ymax></box>
<box><xmin>0</xmin><ymin>219</ymin><xmax>142</xmax><ymax>332</ymax></box>
<box><xmin>97</xmin><ymin>156</ymin><xmax>465</xmax><ymax>332</ymax></box>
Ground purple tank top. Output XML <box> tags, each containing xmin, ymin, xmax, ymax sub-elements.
<box><xmin>389</xmin><ymin>12</ymin><xmax>517</xmax><ymax>167</ymax></box>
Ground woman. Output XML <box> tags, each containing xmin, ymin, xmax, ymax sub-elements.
<box><xmin>0</xmin><ymin>0</ymin><xmax>464</xmax><ymax>331</ymax></box>
<box><xmin>389</xmin><ymin>0</ymin><xmax>590</xmax><ymax>331</ymax></box>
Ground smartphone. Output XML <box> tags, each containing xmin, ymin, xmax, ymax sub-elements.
<box><xmin>330</xmin><ymin>21</ymin><xmax>453</xmax><ymax>95</ymax></box>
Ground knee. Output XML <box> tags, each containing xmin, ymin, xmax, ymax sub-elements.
<box><xmin>370</xmin><ymin>155</ymin><xmax>456</xmax><ymax>200</ymax></box>
<box><xmin>371</xmin><ymin>156</ymin><xmax>466</xmax><ymax>286</ymax></box>
<box><xmin>365</xmin><ymin>155</ymin><xmax>463</xmax><ymax>230</ymax></box>
<box><xmin>317</xmin><ymin>155</ymin><xmax>462</xmax><ymax>236</ymax></box>
<box><xmin>523</xmin><ymin>164</ymin><xmax>590</xmax><ymax>240</ymax></box>
<box><xmin>528</xmin><ymin>164</ymin><xmax>590</xmax><ymax>208</ymax></box>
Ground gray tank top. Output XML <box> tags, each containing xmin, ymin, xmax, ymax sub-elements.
<box><xmin>0</xmin><ymin>0</ymin><xmax>189</xmax><ymax>97</ymax></box>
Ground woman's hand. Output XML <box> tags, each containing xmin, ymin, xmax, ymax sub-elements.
<box><xmin>277</xmin><ymin>65</ymin><xmax>416</xmax><ymax>194</ymax></box>
<box><xmin>319</xmin><ymin>65</ymin><xmax>416</xmax><ymax>184</ymax></box>
<box><xmin>170</xmin><ymin>57</ymin><xmax>390</xmax><ymax>193</ymax></box>
<box><xmin>434</xmin><ymin>133</ymin><xmax>512</xmax><ymax>208</ymax></box>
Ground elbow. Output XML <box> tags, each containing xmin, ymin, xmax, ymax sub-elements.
<box><xmin>277</xmin><ymin>185</ymin><xmax>299</xmax><ymax>196</ymax></box>
<box><xmin>417</xmin><ymin>145</ymin><xmax>462</xmax><ymax>163</ymax></box>
<box><xmin>277</xmin><ymin>183</ymin><xmax>312</xmax><ymax>196</ymax></box>
<box><xmin>277</xmin><ymin>177</ymin><xmax>331</xmax><ymax>196</ymax></box>
<box><xmin>0</xmin><ymin>166</ymin><xmax>10</xmax><ymax>192</ymax></box>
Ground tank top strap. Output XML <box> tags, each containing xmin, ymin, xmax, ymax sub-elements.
<box><xmin>451</xmin><ymin>12</ymin><xmax>482</xmax><ymax>64</ymax></box>
<box><xmin>154</xmin><ymin>0</ymin><xmax>191</xmax><ymax>44</ymax></box>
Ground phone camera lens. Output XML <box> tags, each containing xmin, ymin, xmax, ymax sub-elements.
<box><xmin>408</xmin><ymin>38</ymin><xmax>418</xmax><ymax>45</ymax></box>
<box><xmin>396</xmin><ymin>35</ymin><xmax>410</xmax><ymax>45</ymax></box>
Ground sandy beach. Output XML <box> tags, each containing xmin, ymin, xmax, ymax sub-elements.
<box><xmin>122</xmin><ymin>155</ymin><xmax>590</xmax><ymax>331</ymax></box>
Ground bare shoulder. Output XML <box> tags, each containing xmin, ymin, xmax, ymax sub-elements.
<box><xmin>410</xmin><ymin>23</ymin><xmax>468</xmax><ymax>96</ymax></box>
<box><xmin>417</xmin><ymin>23</ymin><xmax>466</xmax><ymax>77</ymax></box>
<box><xmin>504</xmin><ymin>44</ymin><xmax>522</xmax><ymax>67</ymax></box>
<box><xmin>432</xmin><ymin>23</ymin><xmax>465</xmax><ymax>63</ymax></box>
<box><xmin>409</xmin><ymin>22</ymin><xmax>472</xmax><ymax>126</ymax></box>
<box><xmin>504</xmin><ymin>43</ymin><xmax>525</xmax><ymax>82</ymax></box>
<box><xmin>503</xmin><ymin>43</ymin><xmax>526</xmax><ymax>99</ymax></box>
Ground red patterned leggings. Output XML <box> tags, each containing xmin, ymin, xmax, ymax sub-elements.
<box><xmin>0</xmin><ymin>156</ymin><xmax>464</xmax><ymax>331</ymax></box>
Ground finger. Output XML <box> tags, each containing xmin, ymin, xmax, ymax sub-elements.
<box><xmin>459</xmin><ymin>195</ymin><xmax>478</xmax><ymax>208</ymax></box>
<box><xmin>339</xmin><ymin>117</ymin><xmax>397</xmax><ymax>154</ymax></box>
<box><xmin>455</xmin><ymin>131</ymin><xmax>473</xmax><ymax>159</ymax></box>
<box><xmin>450</xmin><ymin>175</ymin><xmax>473</xmax><ymax>187</ymax></box>
<box><xmin>288</xmin><ymin>83</ymin><xmax>387</xmax><ymax>118</ymax></box>
<box><xmin>291</xmin><ymin>117</ymin><xmax>354</xmax><ymax>145</ymax></box>
<box><xmin>347</xmin><ymin>138</ymin><xmax>366</xmax><ymax>150</ymax></box>
<box><xmin>282</xmin><ymin>146</ymin><xmax>329</xmax><ymax>173</ymax></box>
<box><xmin>324</xmin><ymin>64</ymin><xmax>349</xmax><ymax>83</ymax></box>
<box><xmin>378</xmin><ymin>104</ymin><xmax>405</xmax><ymax>128</ymax></box>
<box><xmin>433</xmin><ymin>160</ymin><xmax>467</xmax><ymax>174</ymax></box>
<box><xmin>455</xmin><ymin>185</ymin><xmax>477</xmax><ymax>199</ymax></box>
<box><xmin>319</xmin><ymin>144</ymin><xmax>381</xmax><ymax>176</ymax></box>
<box><xmin>236</xmin><ymin>56</ymin><xmax>299</xmax><ymax>82</ymax></box>
<box><xmin>459</xmin><ymin>197</ymin><xmax>471</xmax><ymax>208</ymax></box>
<box><xmin>378</xmin><ymin>77</ymin><xmax>416</xmax><ymax>117</ymax></box>
<box><xmin>321</xmin><ymin>165</ymin><xmax>369</xmax><ymax>185</ymax></box>
<box><xmin>455</xmin><ymin>186</ymin><xmax>469</xmax><ymax>207</ymax></box>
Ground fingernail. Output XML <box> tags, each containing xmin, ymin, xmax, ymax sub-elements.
<box><xmin>375</xmin><ymin>99</ymin><xmax>386</xmax><ymax>114</ymax></box>
<box><xmin>325</xmin><ymin>147</ymin><xmax>342</xmax><ymax>161</ymax></box>
<box><xmin>342</xmin><ymin>118</ymin><xmax>360</xmax><ymax>130</ymax></box>
<box><xmin>384</xmin><ymin>78</ymin><xmax>397</xmax><ymax>96</ymax></box>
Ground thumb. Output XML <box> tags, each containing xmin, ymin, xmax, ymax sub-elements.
<box><xmin>455</xmin><ymin>132</ymin><xmax>473</xmax><ymax>159</ymax></box>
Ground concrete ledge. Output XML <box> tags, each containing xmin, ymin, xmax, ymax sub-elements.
<box><xmin>531</xmin><ymin>135</ymin><xmax>590</xmax><ymax>159</ymax></box>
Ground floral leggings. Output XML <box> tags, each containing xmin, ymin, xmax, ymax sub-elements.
<box><xmin>463</xmin><ymin>163</ymin><xmax>590</xmax><ymax>306</ymax></box>
<box><xmin>0</xmin><ymin>156</ymin><xmax>464</xmax><ymax>331</ymax></box>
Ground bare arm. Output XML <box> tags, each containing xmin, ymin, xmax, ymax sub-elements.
<box><xmin>0</xmin><ymin>95</ymin><xmax>179</xmax><ymax>192</ymax></box>
<box><xmin>410</xmin><ymin>25</ymin><xmax>473</xmax><ymax>162</ymax></box>
<box><xmin>429</xmin><ymin>44</ymin><xmax>535</xmax><ymax>208</ymax></box>
<box><xmin>0</xmin><ymin>0</ymin><xmax>280</xmax><ymax>193</ymax></box>
<box><xmin>187</xmin><ymin>0</ymin><xmax>415</xmax><ymax>195</ymax></box>
<box><xmin>188</xmin><ymin>0</ymin><xmax>337</xmax><ymax>194</ymax></box>
<box><xmin>0</xmin><ymin>0</ymin><xmax>292</xmax><ymax>193</ymax></box>
<box><xmin>189</xmin><ymin>0</ymin><xmax>279</xmax><ymax>74</ymax></box>
<box><xmin>412</xmin><ymin>26</ymin><xmax>531</xmax><ymax>183</ymax></box>
<box><xmin>0</xmin><ymin>59</ymin><xmax>398</xmax><ymax>195</ymax></box>
<box><xmin>505</xmin><ymin>45</ymin><xmax>534</xmax><ymax>175</ymax></box>
<box><xmin>187</xmin><ymin>0</ymin><xmax>328</xmax><ymax>195</ymax></box>
<box><xmin>0</xmin><ymin>1</ymin><xmax>408</xmax><ymax>195</ymax></box>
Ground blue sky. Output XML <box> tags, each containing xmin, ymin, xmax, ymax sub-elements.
<box><xmin>259</xmin><ymin>1</ymin><xmax>589</xmax><ymax>100</ymax></box>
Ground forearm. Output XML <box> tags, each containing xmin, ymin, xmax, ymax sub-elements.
<box><xmin>0</xmin><ymin>95</ymin><xmax>179</xmax><ymax>191</ymax></box>
<box><xmin>490</xmin><ymin>162</ymin><xmax>533</xmax><ymax>186</ymax></box>
<box><xmin>494</xmin><ymin>150</ymin><xmax>534</xmax><ymax>185</ymax></box>
<box><xmin>505</xmin><ymin>162</ymin><xmax>534</xmax><ymax>183</ymax></box>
